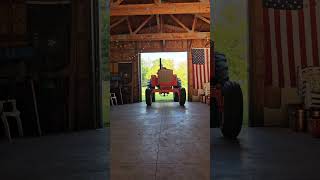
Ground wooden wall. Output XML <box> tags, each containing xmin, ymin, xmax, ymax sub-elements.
<box><xmin>110</xmin><ymin>39</ymin><xmax>210</xmax><ymax>102</ymax></box>
<box><xmin>69</xmin><ymin>0</ymin><xmax>97</xmax><ymax>130</ymax></box>
<box><xmin>0</xmin><ymin>0</ymin><xmax>27</xmax><ymax>47</ymax></box>
<box><xmin>248</xmin><ymin>0</ymin><xmax>265</xmax><ymax>126</ymax></box>
<box><xmin>0</xmin><ymin>0</ymin><xmax>99</xmax><ymax>134</ymax></box>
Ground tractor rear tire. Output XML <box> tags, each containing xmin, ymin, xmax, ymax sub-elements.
<box><xmin>214</xmin><ymin>52</ymin><xmax>229</xmax><ymax>85</ymax></box>
<box><xmin>220</xmin><ymin>81</ymin><xmax>243</xmax><ymax>139</ymax></box>
<box><xmin>145</xmin><ymin>88</ymin><xmax>152</xmax><ymax>106</ymax></box>
<box><xmin>174</xmin><ymin>92</ymin><xmax>179</xmax><ymax>102</ymax></box>
<box><xmin>179</xmin><ymin>88</ymin><xmax>186</xmax><ymax>106</ymax></box>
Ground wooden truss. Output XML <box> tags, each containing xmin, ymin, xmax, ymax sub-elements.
<box><xmin>110</xmin><ymin>1</ymin><xmax>210</xmax><ymax>41</ymax></box>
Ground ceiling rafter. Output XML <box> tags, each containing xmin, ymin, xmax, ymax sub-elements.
<box><xmin>133</xmin><ymin>15</ymin><xmax>154</xmax><ymax>34</ymax></box>
<box><xmin>192</xmin><ymin>15</ymin><xmax>197</xmax><ymax>32</ymax></box>
<box><xmin>111</xmin><ymin>32</ymin><xmax>210</xmax><ymax>41</ymax></box>
<box><xmin>169</xmin><ymin>14</ymin><xmax>191</xmax><ymax>32</ymax></box>
<box><xmin>126</xmin><ymin>17</ymin><xmax>133</xmax><ymax>34</ymax></box>
<box><xmin>113</xmin><ymin>0</ymin><xmax>124</xmax><ymax>6</ymax></box>
<box><xmin>154</xmin><ymin>0</ymin><xmax>161</xmax><ymax>4</ymax></box>
<box><xmin>195</xmin><ymin>14</ymin><xmax>210</xmax><ymax>24</ymax></box>
<box><xmin>156</xmin><ymin>14</ymin><xmax>160</xmax><ymax>31</ymax></box>
<box><xmin>110</xmin><ymin>16</ymin><xmax>127</xmax><ymax>29</ymax></box>
<box><xmin>110</xmin><ymin>2</ymin><xmax>210</xmax><ymax>16</ymax></box>
<box><xmin>138</xmin><ymin>24</ymin><xmax>186</xmax><ymax>34</ymax></box>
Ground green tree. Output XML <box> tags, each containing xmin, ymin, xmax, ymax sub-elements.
<box><xmin>143</xmin><ymin>58</ymin><xmax>175</xmax><ymax>85</ymax></box>
<box><xmin>141</xmin><ymin>57</ymin><xmax>188</xmax><ymax>101</ymax></box>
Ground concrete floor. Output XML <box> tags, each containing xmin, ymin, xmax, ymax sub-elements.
<box><xmin>212</xmin><ymin>128</ymin><xmax>320</xmax><ymax>180</ymax></box>
<box><xmin>0</xmin><ymin>128</ymin><xmax>109</xmax><ymax>180</ymax></box>
<box><xmin>111</xmin><ymin>102</ymin><xmax>210</xmax><ymax>180</ymax></box>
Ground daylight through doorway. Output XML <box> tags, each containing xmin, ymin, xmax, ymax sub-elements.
<box><xmin>140</xmin><ymin>52</ymin><xmax>188</xmax><ymax>102</ymax></box>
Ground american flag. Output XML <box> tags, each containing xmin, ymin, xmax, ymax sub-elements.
<box><xmin>191</xmin><ymin>48</ymin><xmax>210</xmax><ymax>90</ymax></box>
<box><xmin>263</xmin><ymin>0</ymin><xmax>320</xmax><ymax>88</ymax></box>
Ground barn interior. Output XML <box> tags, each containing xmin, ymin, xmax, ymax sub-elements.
<box><xmin>109</xmin><ymin>0</ymin><xmax>211</xmax><ymax>179</ymax></box>
<box><xmin>212</xmin><ymin>0</ymin><xmax>320</xmax><ymax>179</ymax></box>
<box><xmin>0</xmin><ymin>0</ymin><xmax>108</xmax><ymax>179</ymax></box>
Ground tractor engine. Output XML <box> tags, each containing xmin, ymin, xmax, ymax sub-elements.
<box><xmin>145</xmin><ymin>58</ymin><xmax>186</xmax><ymax>106</ymax></box>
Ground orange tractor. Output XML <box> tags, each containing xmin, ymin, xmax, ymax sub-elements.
<box><xmin>145</xmin><ymin>58</ymin><xmax>186</xmax><ymax>106</ymax></box>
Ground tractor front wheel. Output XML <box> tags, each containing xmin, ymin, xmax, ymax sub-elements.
<box><xmin>179</xmin><ymin>88</ymin><xmax>186</xmax><ymax>106</ymax></box>
<box><xmin>174</xmin><ymin>92</ymin><xmax>179</xmax><ymax>102</ymax></box>
<box><xmin>145</xmin><ymin>88</ymin><xmax>152</xmax><ymax>106</ymax></box>
<box><xmin>220</xmin><ymin>81</ymin><xmax>243</xmax><ymax>139</ymax></box>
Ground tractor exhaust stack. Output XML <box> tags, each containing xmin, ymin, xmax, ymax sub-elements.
<box><xmin>160</xmin><ymin>58</ymin><xmax>163</xmax><ymax>69</ymax></box>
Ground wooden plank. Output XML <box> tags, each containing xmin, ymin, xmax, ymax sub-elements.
<box><xmin>133</xmin><ymin>15</ymin><xmax>154</xmax><ymax>34</ymax></box>
<box><xmin>111</xmin><ymin>32</ymin><xmax>210</xmax><ymax>41</ymax></box>
<box><xmin>169</xmin><ymin>14</ymin><xmax>191</xmax><ymax>32</ymax></box>
<box><xmin>126</xmin><ymin>17</ymin><xmax>132</xmax><ymax>34</ymax></box>
<box><xmin>195</xmin><ymin>14</ymin><xmax>210</xmax><ymax>24</ymax></box>
<box><xmin>248</xmin><ymin>0</ymin><xmax>265</xmax><ymax>126</ymax></box>
<box><xmin>192</xmin><ymin>15</ymin><xmax>197</xmax><ymax>31</ymax></box>
<box><xmin>113</xmin><ymin>0</ymin><xmax>124</xmax><ymax>6</ymax></box>
<box><xmin>156</xmin><ymin>14</ymin><xmax>160</xmax><ymax>31</ymax></box>
<box><xmin>110</xmin><ymin>16</ymin><xmax>127</xmax><ymax>29</ymax></box>
<box><xmin>110</xmin><ymin>2</ymin><xmax>210</xmax><ymax>16</ymax></box>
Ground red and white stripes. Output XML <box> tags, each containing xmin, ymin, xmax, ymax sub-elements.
<box><xmin>192</xmin><ymin>48</ymin><xmax>211</xmax><ymax>90</ymax></box>
<box><xmin>264</xmin><ymin>0</ymin><xmax>320</xmax><ymax>88</ymax></box>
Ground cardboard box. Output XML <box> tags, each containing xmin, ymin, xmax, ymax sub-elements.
<box><xmin>192</xmin><ymin>95</ymin><xmax>200</xmax><ymax>102</ymax></box>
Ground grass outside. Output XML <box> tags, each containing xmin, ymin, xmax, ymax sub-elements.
<box><xmin>141</xmin><ymin>86</ymin><xmax>188</xmax><ymax>102</ymax></box>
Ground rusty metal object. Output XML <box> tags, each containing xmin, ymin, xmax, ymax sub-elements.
<box><xmin>310</xmin><ymin>109</ymin><xmax>320</xmax><ymax>138</ymax></box>
<box><xmin>296</xmin><ymin>108</ymin><xmax>306</xmax><ymax>132</ymax></box>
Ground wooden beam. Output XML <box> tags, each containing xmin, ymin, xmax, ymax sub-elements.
<box><xmin>195</xmin><ymin>14</ymin><xmax>210</xmax><ymax>24</ymax></box>
<box><xmin>163</xmin><ymin>24</ymin><xmax>185</xmax><ymax>32</ymax></box>
<box><xmin>192</xmin><ymin>15</ymin><xmax>197</xmax><ymax>32</ymax></box>
<box><xmin>129</xmin><ymin>24</ymin><xmax>186</xmax><ymax>34</ymax></box>
<box><xmin>133</xmin><ymin>15</ymin><xmax>154</xmax><ymax>34</ymax></box>
<box><xmin>198</xmin><ymin>13</ymin><xmax>210</xmax><ymax>18</ymax></box>
<box><xmin>110</xmin><ymin>16</ymin><xmax>127</xmax><ymax>29</ymax></box>
<box><xmin>169</xmin><ymin>14</ymin><xmax>191</xmax><ymax>32</ymax></box>
<box><xmin>113</xmin><ymin>0</ymin><xmax>124</xmax><ymax>6</ymax></box>
<box><xmin>126</xmin><ymin>17</ymin><xmax>133</xmax><ymax>34</ymax></box>
<box><xmin>160</xmin><ymin>15</ymin><xmax>163</xmax><ymax>32</ymax></box>
<box><xmin>110</xmin><ymin>2</ymin><xmax>210</xmax><ymax>16</ymax></box>
<box><xmin>156</xmin><ymin>15</ymin><xmax>160</xmax><ymax>32</ymax></box>
<box><xmin>111</xmin><ymin>32</ymin><xmax>210</xmax><ymax>41</ymax></box>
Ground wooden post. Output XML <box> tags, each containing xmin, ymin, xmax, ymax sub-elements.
<box><xmin>248</xmin><ymin>0</ymin><xmax>265</xmax><ymax>126</ymax></box>
<box><xmin>30</xmin><ymin>79</ymin><xmax>42</xmax><ymax>136</ymax></box>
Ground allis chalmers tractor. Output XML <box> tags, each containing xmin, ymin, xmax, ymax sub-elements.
<box><xmin>211</xmin><ymin>41</ymin><xmax>243</xmax><ymax>139</ymax></box>
<box><xmin>145</xmin><ymin>58</ymin><xmax>186</xmax><ymax>106</ymax></box>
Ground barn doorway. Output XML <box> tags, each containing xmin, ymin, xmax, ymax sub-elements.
<box><xmin>213</xmin><ymin>0</ymin><xmax>249</xmax><ymax>126</ymax></box>
<box><xmin>140</xmin><ymin>52</ymin><xmax>188</xmax><ymax>102</ymax></box>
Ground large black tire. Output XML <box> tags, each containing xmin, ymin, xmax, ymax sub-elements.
<box><xmin>179</xmin><ymin>88</ymin><xmax>186</xmax><ymax>106</ymax></box>
<box><xmin>220</xmin><ymin>81</ymin><xmax>243</xmax><ymax>139</ymax></box>
<box><xmin>145</xmin><ymin>88</ymin><xmax>152</xmax><ymax>106</ymax></box>
<box><xmin>173</xmin><ymin>92</ymin><xmax>179</xmax><ymax>102</ymax></box>
<box><xmin>214</xmin><ymin>52</ymin><xmax>229</xmax><ymax>85</ymax></box>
